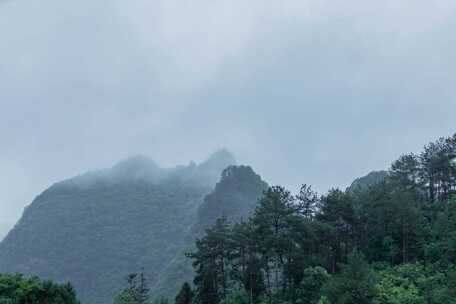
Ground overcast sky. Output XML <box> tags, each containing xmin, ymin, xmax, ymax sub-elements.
<box><xmin>1</xmin><ymin>0</ymin><xmax>455</xmax><ymax>240</ymax></box>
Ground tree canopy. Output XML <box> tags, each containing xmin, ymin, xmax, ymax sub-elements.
<box><xmin>0</xmin><ymin>273</ymin><xmax>79</xmax><ymax>304</ymax></box>
<box><xmin>188</xmin><ymin>133</ymin><xmax>456</xmax><ymax>304</ymax></box>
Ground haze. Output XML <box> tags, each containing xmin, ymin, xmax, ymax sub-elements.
<box><xmin>1</xmin><ymin>0</ymin><xmax>455</xmax><ymax>240</ymax></box>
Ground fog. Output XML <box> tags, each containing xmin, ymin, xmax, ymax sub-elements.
<box><xmin>1</xmin><ymin>0</ymin><xmax>455</xmax><ymax>240</ymax></box>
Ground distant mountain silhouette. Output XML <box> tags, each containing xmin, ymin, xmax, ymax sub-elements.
<box><xmin>0</xmin><ymin>151</ymin><xmax>268</xmax><ymax>304</ymax></box>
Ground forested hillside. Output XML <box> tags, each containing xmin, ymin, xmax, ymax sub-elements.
<box><xmin>184</xmin><ymin>134</ymin><xmax>456</xmax><ymax>304</ymax></box>
<box><xmin>195</xmin><ymin>165</ymin><xmax>269</xmax><ymax>233</ymax></box>
<box><xmin>0</xmin><ymin>150</ymin><xmax>268</xmax><ymax>304</ymax></box>
<box><xmin>149</xmin><ymin>165</ymin><xmax>269</xmax><ymax>298</ymax></box>
<box><xmin>2</xmin><ymin>134</ymin><xmax>456</xmax><ymax>304</ymax></box>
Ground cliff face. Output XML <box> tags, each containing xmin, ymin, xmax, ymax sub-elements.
<box><xmin>0</xmin><ymin>151</ymin><xmax>268</xmax><ymax>304</ymax></box>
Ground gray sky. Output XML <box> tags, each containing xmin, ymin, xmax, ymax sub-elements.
<box><xmin>1</xmin><ymin>0</ymin><xmax>455</xmax><ymax>240</ymax></box>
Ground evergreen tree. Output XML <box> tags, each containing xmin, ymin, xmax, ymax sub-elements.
<box><xmin>185</xmin><ymin>133</ymin><xmax>456</xmax><ymax>304</ymax></box>
<box><xmin>190</xmin><ymin>218</ymin><xmax>232</xmax><ymax>304</ymax></box>
<box><xmin>323</xmin><ymin>250</ymin><xmax>377</xmax><ymax>304</ymax></box>
<box><xmin>231</xmin><ymin>220</ymin><xmax>265</xmax><ymax>304</ymax></box>
<box><xmin>390</xmin><ymin>154</ymin><xmax>421</xmax><ymax>188</ymax></box>
<box><xmin>419</xmin><ymin>137</ymin><xmax>456</xmax><ymax>201</ymax></box>
<box><xmin>297</xmin><ymin>267</ymin><xmax>330</xmax><ymax>304</ymax></box>
<box><xmin>296</xmin><ymin>184</ymin><xmax>319</xmax><ymax>219</ymax></box>
<box><xmin>175</xmin><ymin>283</ymin><xmax>194</xmax><ymax>304</ymax></box>
<box><xmin>114</xmin><ymin>271</ymin><xmax>151</xmax><ymax>304</ymax></box>
<box><xmin>316</xmin><ymin>189</ymin><xmax>356</xmax><ymax>272</ymax></box>
<box><xmin>253</xmin><ymin>186</ymin><xmax>299</xmax><ymax>293</ymax></box>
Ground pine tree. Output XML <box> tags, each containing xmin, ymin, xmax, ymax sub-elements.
<box><xmin>175</xmin><ymin>283</ymin><xmax>194</xmax><ymax>304</ymax></box>
<box><xmin>296</xmin><ymin>184</ymin><xmax>319</xmax><ymax>219</ymax></box>
<box><xmin>189</xmin><ymin>217</ymin><xmax>232</xmax><ymax>304</ymax></box>
<box><xmin>316</xmin><ymin>189</ymin><xmax>356</xmax><ymax>272</ymax></box>
<box><xmin>253</xmin><ymin>186</ymin><xmax>297</xmax><ymax>293</ymax></box>
<box><xmin>231</xmin><ymin>220</ymin><xmax>264</xmax><ymax>304</ymax></box>
<box><xmin>114</xmin><ymin>271</ymin><xmax>151</xmax><ymax>304</ymax></box>
<box><xmin>324</xmin><ymin>250</ymin><xmax>377</xmax><ymax>304</ymax></box>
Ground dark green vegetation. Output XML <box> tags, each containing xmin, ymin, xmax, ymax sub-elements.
<box><xmin>0</xmin><ymin>273</ymin><xmax>79</xmax><ymax>304</ymax></box>
<box><xmin>2</xmin><ymin>134</ymin><xmax>456</xmax><ymax>304</ymax></box>
<box><xmin>186</xmin><ymin>134</ymin><xmax>456</xmax><ymax>304</ymax></box>
<box><xmin>0</xmin><ymin>150</ymin><xmax>268</xmax><ymax>304</ymax></box>
<box><xmin>114</xmin><ymin>272</ymin><xmax>151</xmax><ymax>304</ymax></box>
<box><xmin>195</xmin><ymin>165</ymin><xmax>268</xmax><ymax>233</ymax></box>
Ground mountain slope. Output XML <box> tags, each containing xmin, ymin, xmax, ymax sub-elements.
<box><xmin>346</xmin><ymin>170</ymin><xmax>388</xmax><ymax>194</ymax></box>
<box><xmin>195</xmin><ymin>165</ymin><xmax>269</xmax><ymax>233</ymax></box>
<box><xmin>152</xmin><ymin>165</ymin><xmax>269</xmax><ymax>297</ymax></box>
<box><xmin>0</xmin><ymin>152</ymin><xmax>268</xmax><ymax>304</ymax></box>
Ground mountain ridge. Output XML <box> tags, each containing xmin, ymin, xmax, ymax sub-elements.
<box><xmin>0</xmin><ymin>150</ymin><xmax>268</xmax><ymax>304</ymax></box>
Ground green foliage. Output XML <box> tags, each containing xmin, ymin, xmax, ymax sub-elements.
<box><xmin>0</xmin><ymin>153</ymin><xmax>268</xmax><ymax>304</ymax></box>
<box><xmin>374</xmin><ymin>265</ymin><xmax>425</xmax><ymax>304</ymax></box>
<box><xmin>323</xmin><ymin>250</ymin><xmax>377</xmax><ymax>304</ymax></box>
<box><xmin>425</xmin><ymin>197</ymin><xmax>456</xmax><ymax>265</ymax></box>
<box><xmin>187</xmin><ymin>132</ymin><xmax>456</xmax><ymax>304</ymax></box>
<box><xmin>316</xmin><ymin>189</ymin><xmax>357</xmax><ymax>272</ymax></box>
<box><xmin>317</xmin><ymin>296</ymin><xmax>331</xmax><ymax>304</ymax></box>
<box><xmin>189</xmin><ymin>218</ymin><xmax>232</xmax><ymax>304</ymax></box>
<box><xmin>2</xmin><ymin>132</ymin><xmax>456</xmax><ymax>304</ymax></box>
<box><xmin>114</xmin><ymin>272</ymin><xmax>151</xmax><ymax>304</ymax></box>
<box><xmin>370</xmin><ymin>263</ymin><xmax>456</xmax><ymax>304</ymax></box>
<box><xmin>0</xmin><ymin>273</ymin><xmax>79</xmax><ymax>304</ymax></box>
<box><xmin>0</xmin><ymin>175</ymin><xmax>206</xmax><ymax>304</ymax></box>
<box><xmin>297</xmin><ymin>267</ymin><xmax>330</xmax><ymax>304</ymax></box>
<box><xmin>114</xmin><ymin>291</ymin><xmax>136</xmax><ymax>304</ymax></box>
<box><xmin>196</xmin><ymin>165</ymin><xmax>268</xmax><ymax>232</ymax></box>
<box><xmin>220</xmin><ymin>290</ymin><xmax>249</xmax><ymax>304</ymax></box>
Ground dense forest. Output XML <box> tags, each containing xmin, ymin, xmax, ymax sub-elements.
<box><xmin>2</xmin><ymin>133</ymin><xmax>456</xmax><ymax>304</ymax></box>
<box><xmin>175</xmin><ymin>134</ymin><xmax>456</xmax><ymax>304</ymax></box>
<box><xmin>0</xmin><ymin>151</ymin><xmax>268</xmax><ymax>303</ymax></box>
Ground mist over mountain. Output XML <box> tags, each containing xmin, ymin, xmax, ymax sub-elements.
<box><xmin>0</xmin><ymin>150</ymin><xmax>267</xmax><ymax>304</ymax></box>
<box><xmin>195</xmin><ymin>165</ymin><xmax>268</xmax><ymax>233</ymax></box>
<box><xmin>0</xmin><ymin>222</ymin><xmax>9</xmax><ymax>242</ymax></box>
<box><xmin>346</xmin><ymin>170</ymin><xmax>388</xmax><ymax>194</ymax></box>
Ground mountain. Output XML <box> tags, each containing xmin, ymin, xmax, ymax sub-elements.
<box><xmin>0</xmin><ymin>222</ymin><xmax>11</xmax><ymax>242</ymax></box>
<box><xmin>149</xmin><ymin>164</ymin><xmax>268</xmax><ymax>298</ymax></box>
<box><xmin>195</xmin><ymin>165</ymin><xmax>268</xmax><ymax>233</ymax></box>
<box><xmin>346</xmin><ymin>170</ymin><xmax>388</xmax><ymax>194</ymax></box>
<box><xmin>0</xmin><ymin>151</ymin><xmax>267</xmax><ymax>304</ymax></box>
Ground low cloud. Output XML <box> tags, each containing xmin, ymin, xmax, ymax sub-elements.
<box><xmin>1</xmin><ymin>0</ymin><xmax>455</xmax><ymax>237</ymax></box>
